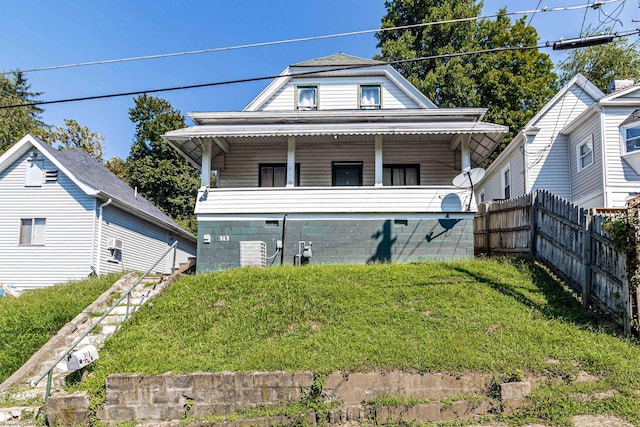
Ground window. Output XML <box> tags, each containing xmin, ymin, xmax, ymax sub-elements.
<box><xmin>259</xmin><ymin>163</ymin><xmax>300</xmax><ymax>187</ymax></box>
<box><xmin>25</xmin><ymin>159</ymin><xmax>43</xmax><ymax>187</ymax></box>
<box><xmin>625</xmin><ymin>126</ymin><xmax>640</xmax><ymax>153</ymax></box>
<box><xmin>383</xmin><ymin>164</ymin><xmax>419</xmax><ymax>186</ymax></box>
<box><xmin>19</xmin><ymin>218</ymin><xmax>46</xmax><ymax>246</ymax></box>
<box><xmin>577</xmin><ymin>136</ymin><xmax>594</xmax><ymax>171</ymax></box>
<box><xmin>501</xmin><ymin>167</ymin><xmax>511</xmax><ymax>199</ymax></box>
<box><xmin>296</xmin><ymin>85</ymin><xmax>317</xmax><ymax>110</ymax></box>
<box><xmin>359</xmin><ymin>85</ymin><xmax>381</xmax><ymax>109</ymax></box>
<box><xmin>332</xmin><ymin>162</ymin><xmax>363</xmax><ymax>186</ymax></box>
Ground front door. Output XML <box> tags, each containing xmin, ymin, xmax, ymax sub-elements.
<box><xmin>332</xmin><ymin>161</ymin><xmax>363</xmax><ymax>186</ymax></box>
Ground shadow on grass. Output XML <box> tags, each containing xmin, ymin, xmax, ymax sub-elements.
<box><xmin>452</xmin><ymin>257</ymin><xmax>620</xmax><ymax>334</ymax></box>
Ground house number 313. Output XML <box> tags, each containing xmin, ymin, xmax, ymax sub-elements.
<box><xmin>219</xmin><ymin>235</ymin><xmax>230</xmax><ymax>242</ymax></box>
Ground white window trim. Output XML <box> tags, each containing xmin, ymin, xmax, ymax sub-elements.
<box><xmin>501</xmin><ymin>165</ymin><xmax>511</xmax><ymax>199</ymax></box>
<box><xmin>622</xmin><ymin>122</ymin><xmax>640</xmax><ymax>154</ymax></box>
<box><xmin>19</xmin><ymin>218</ymin><xmax>46</xmax><ymax>246</ymax></box>
<box><xmin>359</xmin><ymin>84</ymin><xmax>382</xmax><ymax>109</ymax></box>
<box><xmin>576</xmin><ymin>135</ymin><xmax>594</xmax><ymax>172</ymax></box>
<box><xmin>295</xmin><ymin>85</ymin><xmax>318</xmax><ymax>110</ymax></box>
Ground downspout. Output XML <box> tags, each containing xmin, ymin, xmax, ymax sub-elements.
<box><xmin>95</xmin><ymin>198</ymin><xmax>113</xmax><ymax>274</ymax></box>
<box><xmin>90</xmin><ymin>199</ymin><xmax>97</xmax><ymax>272</ymax></box>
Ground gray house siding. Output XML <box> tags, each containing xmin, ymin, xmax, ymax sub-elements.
<box><xmin>212</xmin><ymin>138</ymin><xmax>459</xmax><ymax>189</ymax></box>
<box><xmin>568</xmin><ymin>116</ymin><xmax>603</xmax><ymax>207</ymax></box>
<box><xmin>0</xmin><ymin>153</ymin><xmax>95</xmax><ymax>291</ymax></box>
<box><xmin>602</xmin><ymin>106</ymin><xmax>640</xmax><ymax>207</ymax></box>
<box><xmin>99</xmin><ymin>207</ymin><xmax>195</xmax><ymax>275</ymax></box>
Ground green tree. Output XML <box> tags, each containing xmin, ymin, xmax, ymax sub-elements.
<box><xmin>126</xmin><ymin>94</ymin><xmax>199</xmax><ymax>234</ymax></box>
<box><xmin>47</xmin><ymin>118</ymin><xmax>105</xmax><ymax>162</ymax></box>
<box><xmin>0</xmin><ymin>72</ymin><xmax>49</xmax><ymax>154</ymax></box>
<box><xmin>376</xmin><ymin>1</ymin><xmax>557</xmax><ymax>157</ymax></box>
<box><xmin>558</xmin><ymin>36</ymin><xmax>640</xmax><ymax>93</ymax></box>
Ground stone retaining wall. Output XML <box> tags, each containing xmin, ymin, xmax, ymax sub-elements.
<box><xmin>97</xmin><ymin>371</ymin><xmax>314</xmax><ymax>423</ymax></box>
<box><xmin>47</xmin><ymin>371</ymin><xmax>532</xmax><ymax>426</ymax></box>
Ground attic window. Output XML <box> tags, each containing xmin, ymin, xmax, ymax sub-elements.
<box><xmin>296</xmin><ymin>85</ymin><xmax>317</xmax><ymax>110</ymax></box>
<box><xmin>360</xmin><ymin>85</ymin><xmax>381</xmax><ymax>109</ymax></box>
<box><xmin>44</xmin><ymin>169</ymin><xmax>58</xmax><ymax>182</ymax></box>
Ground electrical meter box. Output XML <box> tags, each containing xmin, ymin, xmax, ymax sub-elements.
<box><xmin>66</xmin><ymin>345</ymin><xmax>99</xmax><ymax>371</ymax></box>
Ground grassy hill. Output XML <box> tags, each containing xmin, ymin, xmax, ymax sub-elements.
<box><xmin>75</xmin><ymin>258</ymin><xmax>640</xmax><ymax>425</ymax></box>
<box><xmin>0</xmin><ymin>274</ymin><xmax>119</xmax><ymax>384</ymax></box>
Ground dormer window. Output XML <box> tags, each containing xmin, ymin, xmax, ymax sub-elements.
<box><xmin>625</xmin><ymin>126</ymin><xmax>640</xmax><ymax>153</ymax></box>
<box><xmin>296</xmin><ymin>85</ymin><xmax>317</xmax><ymax>110</ymax></box>
<box><xmin>621</xmin><ymin>110</ymin><xmax>640</xmax><ymax>153</ymax></box>
<box><xmin>360</xmin><ymin>85</ymin><xmax>381</xmax><ymax>109</ymax></box>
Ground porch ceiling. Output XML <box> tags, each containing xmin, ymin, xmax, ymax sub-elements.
<box><xmin>164</xmin><ymin>121</ymin><xmax>507</xmax><ymax>169</ymax></box>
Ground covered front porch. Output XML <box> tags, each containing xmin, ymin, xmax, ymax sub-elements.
<box><xmin>163</xmin><ymin>109</ymin><xmax>506</xmax><ymax>271</ymax></box>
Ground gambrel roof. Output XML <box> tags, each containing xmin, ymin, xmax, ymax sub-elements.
<box><xmin>0</xmin><ymin>135</ymin><xmax>196</xmax><ymax>242</ymax></box>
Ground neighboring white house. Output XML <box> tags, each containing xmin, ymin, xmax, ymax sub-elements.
<box><xmin>163</xmin><ymin>53</ymin><xmax>508</xmax><ymax>271</ymax></box>
<box><xmin>0</xmin><ymin>134</ymin><xmax>197</xmax><ymax>291</ymax></box>
<box><xmin>477</xmin><ymin>74</ymin><xmax>640</xmax><ymax>209</ymax></box>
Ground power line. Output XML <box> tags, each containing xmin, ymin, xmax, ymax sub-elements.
<box><xmin>2</xmin><ymin>28</ymin><xmax>638</xmax><ymax>111</ymax></box>
<box><xmin>0</xmin><ymin>0</ymin><xmax>620</xmax><ymax>76</ymax></box>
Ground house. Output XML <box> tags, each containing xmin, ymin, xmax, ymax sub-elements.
<box><xmin>0</xmin><ymin>134</ymin><xmax>197</xmax><ymax>291</ymax></box>
<box><xmin>477</xmin><ymin>74</ymin><xmax>640</xmax><ymax>209</ymax></box>
<box><xmin>163</xmin><ymin>53</ymin><xmax>507</xmax><ymax>272</ymax></box>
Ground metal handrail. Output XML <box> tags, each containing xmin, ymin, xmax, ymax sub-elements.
<box><xmin>33</xmin><ymin>241</ymin><xmax>179</xmax><ymax>402</ymax></box>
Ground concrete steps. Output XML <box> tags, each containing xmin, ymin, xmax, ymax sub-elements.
<box><xmin>0</xmin><ymin>272</ymin><xmax>177</xmax><ymax>418</ymax></box>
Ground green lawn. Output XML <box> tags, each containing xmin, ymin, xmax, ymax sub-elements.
<box><xmin>0</xmin><ymin>274</ymin><xmax>120</xmax><ymax>384</ymax></box>
<box><xmin>77</xmin><ymin>258</ymin><xmax>640</xmax><ymax>425</ymax></box>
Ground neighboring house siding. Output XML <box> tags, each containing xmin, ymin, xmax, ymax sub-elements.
<box><xmin>524</xmin><ymin>85</ymin><xmax>593</xmax><ymax>197</ymax></box>
<box><xmin>260</xmin><ymin>76</ymin><xmax>419</xmax><ymax>111</ymax></box>
<box><xmin>601</xmin><ymin>106</ymin><xmax>640</xmax><ymax>207</ymax></box>
<box><xmin>568</xmin><ymin>116</ymin><xmax>603</xmax><ymax>207</ymax></box>
<box><xmin>481</xmin><ymin>83</ymin><xmax>595</xmax><ymax>203</ymax></box>
<box><xmin>0</xmin><ymin>153</ymin><xmax>95</xmax><ymax>290</ymax></box>
<box><xmin>99</xmin><ymin>207</ymin><xmax>192</xmax><ymax>275</ymax></box>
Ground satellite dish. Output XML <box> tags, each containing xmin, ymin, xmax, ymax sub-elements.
<box><xmin>452</xmin><ymin>168</ymin><xmax>486</xmax><ymax>210</ymax></box>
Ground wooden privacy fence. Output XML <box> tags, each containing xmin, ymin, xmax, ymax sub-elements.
<box><xmin>474</xmin><ymin>189</ymin><xmax>637</xmax><ymax>334</ymax></box>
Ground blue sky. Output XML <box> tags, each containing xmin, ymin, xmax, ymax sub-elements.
<box><xmin>1</xmin><ymin>1</ymin><xmax>638</xmax><ymax>160</ymax></box>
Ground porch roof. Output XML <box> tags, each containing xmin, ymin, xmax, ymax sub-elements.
<box><xmin>164</xmin><ymin>110</ymin><xmax>507</xmax><ymax>169</ymax></box>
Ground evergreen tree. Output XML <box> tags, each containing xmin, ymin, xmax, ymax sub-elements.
<box><xmin>126</xmin><ymin>95</ymin><xmax>199</xmax><ymax>234</ymax></box>
<box><xmin>0</xmin><ymin>72</ymin><xmax>49</xmax><ymax>154</ymax></box>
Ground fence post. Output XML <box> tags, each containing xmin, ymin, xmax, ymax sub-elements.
<box><xmin>582</xmin><ymin>213</ymin><xmax>592</xmax><ymax>307</ymax></box>
<box><xmin>529</xmin><ymin>191</ymin><xmax>537</xmax><ymax>260</ymax></box>
<box><xmin>484</xmin><ymin>202</ymin><xmax>491</xmax><ymax>256</ymax></box>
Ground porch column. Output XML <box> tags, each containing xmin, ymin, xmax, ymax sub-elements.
<box><xmin>461</xmin><ymin>135</ymin><xmax>471</xmax><ymax>171</ymax></box>
<box><xmin>375</xmin><ymin>135</ymin><xmax>383</xmax><ymax>187</ymax></box>
<box><xmin>200</xmin><ymin>138</ymin><xmax>212</xmax><ymax>187</ymax></box>
<box><xmin>287</xmin><ymin>136</ymin><xmax>296</xmax><ymax>187</ymax></box>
